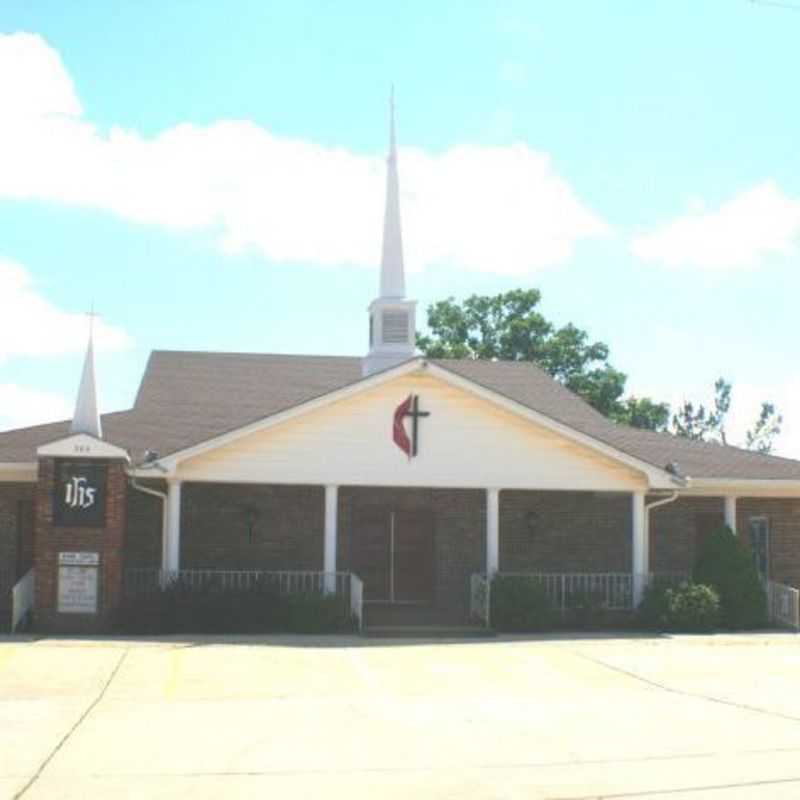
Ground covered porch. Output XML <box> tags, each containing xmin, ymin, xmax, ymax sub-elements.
<box><xmin>124</xmin><ymin>481</ymin><xmax>739</xmax><ymax>630</ymax></box>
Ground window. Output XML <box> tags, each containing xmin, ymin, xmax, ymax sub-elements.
<box><xmin>749</xmin><ymin>516</ymin><xmax>770</xmax><ymax>581</ymax></box>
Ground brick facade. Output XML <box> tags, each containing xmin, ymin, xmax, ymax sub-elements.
<box><xmin>124</xmin><ymin>481</ymin><xmax>166</xmax><ymax>568</ymax></box>
<box><xmin>737</xmin><ymin>497</ymin><xmax>800</xmax><ymax>589</ymax></box>
<box><xmin>13</xmin><ymin>466</ymin><xmax>800</xmax><ymax>630</ymax></box>
<box><xmin>649</xmin><ymin>496</ymin><xmax>725</xmax><ymax>574</ymax></box>
<box><xmin>0</xmin><ymin>483</ymin><xmax>35</xmax><ymax>626</ymax></box>
<box><xmin>499</xmin><ymin>490</ymin><xmax>632</xmax><ymax>573</ymax></box>
<box><xmin>33</xmin><ymin>457</ymin><xmax>128</xmax><ymax>633</ymax></box>
<box><xmin>180</xmin><ymin>483</ymin><xmax>325</xmax><ymax>570</ymax></box>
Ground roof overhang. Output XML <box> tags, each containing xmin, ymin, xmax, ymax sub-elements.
<box><xmin>37</xmin><ymin>433</ymin><xmax>129</xmax><ymax>461</ymax></box>
<box><xmin>683</xmin><ymin>478</ymin><xmax>800</xmax><ymax>498</ymax></box>
<box><xmin>139</xmin><ymin>357</ymin><xmax>681</xmax><ymax>489</ymax></box>
<box><xmin>0</xmin><ymin>462</ymin><xmax>37</xmax><ymax>482</ymax></box>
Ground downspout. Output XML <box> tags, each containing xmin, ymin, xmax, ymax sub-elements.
<box><xmin>128</xmin><ymin>467</ymin><xmax>169</xmax><ymax>574</ymax></box>
<box><xmin>644</xmin><ymin>491</ymin><xmax>680</xmax><ymax>581</ymax></box>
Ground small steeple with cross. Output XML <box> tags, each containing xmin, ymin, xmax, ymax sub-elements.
<box><xmin>70</xmin><ymin>305</ymin><xmax>102</xmax><ymax>439</ymax></box>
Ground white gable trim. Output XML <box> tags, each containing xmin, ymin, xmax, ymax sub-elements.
<box><xmin>145</xmin><ymin>357</ymin><xmax>679</xmax><ymax>489</ymax></box>
<box><xmin>37</xmin><ymin>433</ymin><xmax>129</xmax><ymax>461</ymax></box>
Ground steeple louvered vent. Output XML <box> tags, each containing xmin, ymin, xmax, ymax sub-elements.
<box><xmin>382</xmin><ymin>310</ymin><xmax>409</xmax><ymax>344</ymax></box>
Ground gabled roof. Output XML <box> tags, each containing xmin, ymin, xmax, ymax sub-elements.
<box><xmin>2</xmin><ymin>350</ymin><xmax>800</xmax><ymax>482</ymax></box>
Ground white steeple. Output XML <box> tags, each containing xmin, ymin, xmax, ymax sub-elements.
<box><xmin>363</xmin><ymin>90</ymin><xmax>417</xmax><ymax>377</ymax></box>
<box><xmin>70</xmin><ymin>317</ymin><xmax>102</xmax><ymax>439</ymax></box>
<box><xmin>379</xmin><ymin>88</ymin><xmax>405</xmax><ymax>299</ymax></box>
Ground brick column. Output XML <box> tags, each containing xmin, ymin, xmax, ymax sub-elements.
<box><xmin>33</xmin><ymin>457</ymin><xmax>127</xmax><ymax>633</ymax></box>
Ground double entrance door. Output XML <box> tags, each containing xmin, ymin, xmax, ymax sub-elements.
<box><xmin>350</xmin><ymin>507</ymin><xmax>435</xmax><ymax>605</ymax></box>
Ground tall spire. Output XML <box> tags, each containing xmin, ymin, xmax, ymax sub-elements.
<box><xmin>70</xmin><ymin>313</ymin><xmax>102</xmax><ymax>439</ymax></box>
<box><xmin>363</xmin><ymin>89</ymin><xmax>416</xmax><ymax>377</ymax></box>
<box><xmin>379</xmin><ymin>86</ymin><xmax>405</xmax><ymax>299</ymax></box>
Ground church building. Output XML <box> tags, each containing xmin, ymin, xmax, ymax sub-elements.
<box><xmin>2</xmin><ymin>104</ymin><xmax>800</xmax><ymax>634</ymax></box>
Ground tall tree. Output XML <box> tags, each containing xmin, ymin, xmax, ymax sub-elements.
<box><xmin>417</xmin><ymin>291</ymin><xmax>781</xmax><ymax>450</ymax></box>
<box><xmin>672</xmin><ymin>379</ymin><xmax>783</xmax><ymax>454</ymax></box>
<box><xmin>416</xmin><ymin>290</ymin><xmax>665</xmax><ymax>427</ymax></box>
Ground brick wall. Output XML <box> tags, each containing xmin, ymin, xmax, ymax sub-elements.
<box><xmin>180</xmin><ymin>483</ymin><xmax>325</xmax><ymax>570</ymax></box>
<box><xmin>124</xmin><ymin>481</ymin><xmax>165</xmax><ymax>568</ymax></box>
<box><xmin>0</xmin><ymin>483</ymin><xmax>35</xmax><ymax>583</ymax></box>
<box><xmin>649</xmin><ymin>496</ymin><xmax>724</xmax><ymax>574</ymax></box>
<box><xmin>500</xmin><ymin>490</ymin><xmax>632</xmax><ymax>573</ymax></box>
<box><xmin>34</xmin><ymin>458</ymin><xmax>127</xmax><ymax>633</ymax></box>
<box><xmin>338</xmin><ymin>487</ymin><xmax>485</xmax><ymax>620</ymax></box>
<box><xmin>737</xmin><ymin>497</ymin><xmax>800</xmax><ymax>589</ymax></box>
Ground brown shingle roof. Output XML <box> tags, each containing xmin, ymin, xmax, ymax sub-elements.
<box><xmin>2</xmin><ymin>350</ymin><xmax>799</xmax><ymax>481</ymax></box>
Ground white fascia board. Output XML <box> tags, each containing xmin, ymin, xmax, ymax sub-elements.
<box><xmin>425</xmin><ymin>364</ymin><xmax>679</xmax><ymax>490</ymax></box>
<box><xmin>0</xmin><ymin>463</ymin><xmax>37</xmax><ymax>482</ymax></box>
<box><xmin>151</xmin><ymin>358</ymin><xmax>426</xmax><ymax>474</ymax></box>
<box><xmin>684</xmin><ymin>478</ymin><xmax>800</xmax><ymax>497</ymax></box>
<box><xmin>37</xmin><ymin>433</ymin><xmax>129</xmax><ymax>461</ymax></box>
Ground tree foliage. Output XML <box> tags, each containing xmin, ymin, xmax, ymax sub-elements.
<box><xmin>417</xmin><ymin>290</ymin><xmax>781</xmax><ymax>450</ymax></box>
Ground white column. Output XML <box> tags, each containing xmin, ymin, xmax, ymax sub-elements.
<box><xmin>486</xmin><ymin>488</ymin><xmax>500</xmax><ymax>576</ymax></box>
<box><xmin>324</xmin><ymin>485</ymin><xmax>338</xmax><ymax>593</ymax></box>
<box><xmin>724</xmin><ymin>496</ymin><xmax>737</xmax><ymax>535</ymax></box>
<box><xmin>164</xmin><ymin>479</ymin><xmax>182</xmax><ymax>573</ymax></box>
<box><xmin>632</xmin><ymin>491</ymin><xmax>647</xmax><ymax>607</ymax></box>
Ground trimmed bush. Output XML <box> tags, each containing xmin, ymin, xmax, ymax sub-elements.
<box><xmin>637</xmin><ymin>581</ymin><xmax>720</xmax><ymax>632</ymax></box>
<box><xmin>693</xmin><ymin>526</ymin><xmax>767</xmax><ymax>630</ymax></box>
<box><xmin>666</xmin><ymin>583</ymin><xmax>720</xmax><ymax>632</ymax></box>
<box><xmin>119</xmin><ymin>580</ymin><xmax>354</xmax><ymax>635</ymax></box>
<box><xmin>490</xmin><ymin>576</ymin><xmax>554</xmax><ymax>632</ymax></box>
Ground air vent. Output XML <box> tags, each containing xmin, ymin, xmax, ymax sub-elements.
<box><xmin>382</xmin><ymin>311</ymin><xmax>409</xmax><ymax>344</ymax></box>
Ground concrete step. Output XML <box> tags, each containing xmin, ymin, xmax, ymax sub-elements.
<box><xmin>363</xmin><ymin>625</ymin><xmax>496</xmax><ymax>639</ymax></box>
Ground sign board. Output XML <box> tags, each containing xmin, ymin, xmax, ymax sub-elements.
<box><xmin>59</xmin><ymin>551</ymin><xmax>100</xmax><ymax>566</ymax></box>
<box><xmin>53</xmin><ymin>461</ymin><xmax>107</xmax><ymax>528</ymax></box>
<box><xmin>57</xmin><ymin>552</ymin><xmax>100</xmax><ymax>614</ymax></box>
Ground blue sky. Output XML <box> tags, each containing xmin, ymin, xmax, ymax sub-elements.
<box><xmin>1</xmin><ymin>0</ymin><xmax>799</xmax><ymax>454</ymax></box>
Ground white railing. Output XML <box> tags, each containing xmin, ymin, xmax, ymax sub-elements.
<box><xmin>125</xmin><ymin>568</ymin><xmax>351</xmax><ymax>596</ymax></box>
<box><xmin>767</xmin><ymin>580</ymin><xmax>800</xmax><ymax>631</ymax></box>
<box><xmin>470</xmin><ymin>573</ymin><xmax>491</xmax><ymax>627</ymax></box>
<box><xmin>11</xmin><ymin>569</ymin><xmax>35</xmax><ymax>632</ymax></box>
<box><xmin>350</xmin><ymin>574</ymin><xmax>364</xmax><ymax>632</ymax></box>
<box><xmin>498</xmin><ymin>572</ymin><xmax>635</xmax><ymax>611</ymax></box>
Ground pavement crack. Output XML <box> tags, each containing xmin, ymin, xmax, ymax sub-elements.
<box><xmin>573</xmin><ymin>650</ymin><xmax>800</xmax><ymax>725</ymax></box>
<box><xmin>13</xmin><ymin>648</ymin><xmax>129</xmax><ymax>800</ymax></box>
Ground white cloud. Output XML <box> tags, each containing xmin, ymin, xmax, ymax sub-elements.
<box><xmin>0</xmin><ymin>383</ymin><xmax>71</xmax><ymax>431</ymax></box>
<box><xmin>632</xmin><ymin>181</ymin><xmax>800</xmax><ymax>270</ymax></box>
<box><xmin>0</xmin><ymin>33</ymin><xmax>608</xmax><ymax>276</ymax></box>
<box><xmin>0</xmin><ymin>258</ymin><xmax>132</xmax><ymax>361</ymax></box>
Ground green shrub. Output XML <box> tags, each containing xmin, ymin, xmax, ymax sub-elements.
<box><xmin>119</xmin><ymin>579</ymin><xmax>354</xmax><ymax>635</ymax></box>
<box><xmin>490</xmin><ymin>576</ymin><xmax>554</xmax><ymax>632</ymax></box>
<box><xmin>564</xmin><ymin>589</ymin><xmax>606</xmax><ymax>630</ymax></box>
<box><xmin>666</xmin><ymin>583</ymin><xmax>720</xmax><ymax>632</ymax></box>
<box><xmin>638</xmin><ymin>581</ymin><xmax>720</xmax><ymax>632</ymax></box>
<box><xmin>637</xmin><ymin>583</ymin><xmax>672</xmax><ymax>630</ymax></box>
<box><xmin>693</xmin><ymin>526</ymin><xmax>767</xmax><ymax>630</ymax></box>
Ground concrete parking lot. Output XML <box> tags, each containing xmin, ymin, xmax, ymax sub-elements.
<box><xmin>1</xmin><ymin>633</ymin><xmax>800</xmax><ymax>799</ymax></box>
